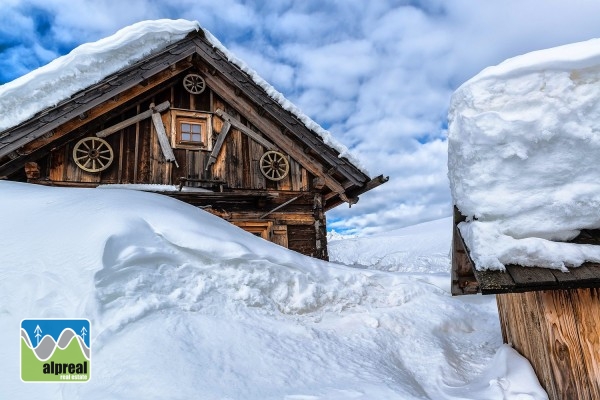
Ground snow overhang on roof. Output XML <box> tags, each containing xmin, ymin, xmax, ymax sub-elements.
<box><xmin>449</xmin><ymin>37</ymin><xmax>600</xmax><ymax>274</ymax></box>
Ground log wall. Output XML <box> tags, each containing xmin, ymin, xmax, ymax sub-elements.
<box><xmin>496</xmin><ymin>289</ymin><xmax>600</xmax><ymax>399</ymax></box>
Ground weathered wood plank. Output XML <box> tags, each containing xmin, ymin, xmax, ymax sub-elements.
<box><xmin>205</xmin><ymin>120</ymin><xmax>230</xmax><ymax>171</ymax></box>
<box><xmin>506</xmin><ymin>265</ymin><xmax>557</xmax><ymax>287</ymax></box>
<box><xmin>150</xmin><ymin>105</ymin><xmax>177</xmax><ymax>164</ymax></box>
<box><xmin>539</xmin><ymin>290</ymin><xmax>593</xmax><ymax>399</ymax></box>
<box><xmin>569</xmin><ymin>288</ymin><xmax>600</xmax><ymax>400</ymax></box>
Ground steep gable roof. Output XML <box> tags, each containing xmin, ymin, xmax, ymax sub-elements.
<box><xmin>0</xmin><ymin>19</ymin><xmax>387</xmax><ymax>208</ymax></box>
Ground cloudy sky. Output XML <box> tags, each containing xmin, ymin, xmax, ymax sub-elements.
<box><xmin>3</xmin><ymin>0</ymin><xmax>600</xmax><ymax>235</ymax></box>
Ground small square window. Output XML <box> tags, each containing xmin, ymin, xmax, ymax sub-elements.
<box><xmin>180</xmin><ymin>122</ymin><xmax>203</xmax><ymax>143</ymax></box>
<box><xmin>170</xmin><ymin>111</ymin><xmax>212</xmax><ymax>150</ymax></box>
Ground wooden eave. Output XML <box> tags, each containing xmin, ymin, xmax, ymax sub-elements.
<box><xmin>452</xmin><ymin>206</ymin><xmax>600</xmax><ymax>295</ymax></box>
<box><xmin>0</xmin><ymin>30</ymin><xmax>385</xmax><ymax>206</ymax></box>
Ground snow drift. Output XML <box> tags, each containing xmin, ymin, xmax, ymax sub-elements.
<box><xmin>0</xmin><ymin>182</ymin><xmax>545</xmax><ymax>399</ymax></box>
<box><xmin>448</xmin><ymin>38</ymin><xmax>600</xmax><ymax>270</ymax></box>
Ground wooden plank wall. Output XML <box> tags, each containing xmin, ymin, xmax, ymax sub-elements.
<box><xmin>496</xmin><ymin>289</ymin><xmax>600</xmax><ymax>399</ymax></box>
<box><xmin>46</xmin><ymin>74</ymin><xmax>311</xmax><ymax>191</ymax></box>
<box><xmin>42</xmin><ymin>72</ymin><xmax>327</xmax><ymax>258</ymax></box>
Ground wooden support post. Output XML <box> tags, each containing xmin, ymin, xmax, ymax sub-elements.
<box><xmin>496</xmin><ymin>288</ymin><xmax>600</xmax><ymax>400</ymax></box>
<box><xmin>149</xmin><ymin>103</ymin><xmax>178</xmax><ymax>168</ymax></box>
<box><xmin>313</xmin><ymin>193</ymin><xmax>328</xmax><ymax>261</ymax></box>
<box><xmin>205</xmin><ymin>120</ymin><xmax>231</xmax><ymax>171</ymax></box>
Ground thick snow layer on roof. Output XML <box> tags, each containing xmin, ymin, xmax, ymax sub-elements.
<box><xmin>0</xmin><ymin>182</ymin><xmax>546</xmax><ymax>399</ymax></box>
<box><xmin>448</xmin><ymin>38</ymin><xmax>600</xmax><ymax>270</ymax></box>
<box><xmin>0</xmin><ymin>19</ymin><xmax>199</xmax><ymax>132</ymax></box>
<box><xmin>0</xmin><ymin>19</ymin><xmax>366</xmax><ymax>173</ymax></box>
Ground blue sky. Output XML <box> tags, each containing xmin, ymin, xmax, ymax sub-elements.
<box><xmin>4</xmin><ymin>0</ymin><xmax>600</xmax><ymax>235</ymax></box>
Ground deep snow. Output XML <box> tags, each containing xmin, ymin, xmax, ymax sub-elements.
<box><xmin>449</xmin><ymin>38</ymin><xmax>600</xmax><ymax>271</ymax></box>
<box><xmin>0</xmin><ymin>182</ymin><xmax>546</xmax><ymax>399</ymax></box>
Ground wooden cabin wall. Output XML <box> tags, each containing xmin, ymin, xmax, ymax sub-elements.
<box><xmin>40</xmin><ymin>72</ymin><xmax>327</xmax><ymax>259</ymax></box>
<box><xmin>46</xmin><ymin>77</ymin><xmax>310</xmax><ymax>191</ymax></box>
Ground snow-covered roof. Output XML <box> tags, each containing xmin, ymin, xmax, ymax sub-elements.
<box><xmin>0</xmin><ymin>19</ymin><xmax>365</xmax><ymax>172</ymax></box>
<box><xmin>449</xmin><ymin>38</ymin><xmax>600</xmax><ymax>271</ymax></box>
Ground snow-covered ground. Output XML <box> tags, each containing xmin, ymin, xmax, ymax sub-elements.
<box><xmin>449</xmin><ymin>38</ymin><xmax>600</xmax><ymax>271</ymax></box>
<box><xmin>0</xmin><ymin>182</ymin><xmax>546</xmax><ymax>399</ymax></box>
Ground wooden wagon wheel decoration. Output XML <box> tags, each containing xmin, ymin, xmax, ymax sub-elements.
<box><xmin>260</xmin><ymin>150</ymin><xmax>289</xmax><ymax>181</ymax></box>
<box><xmin>72</xmin><ymin>137</ymin><xmax>114</xmax><ymax>173</ymax></box>
<box><xmin>183</xmin><ymin>73</ymin><xmax>206</xmax><ymax>94</ymax></box>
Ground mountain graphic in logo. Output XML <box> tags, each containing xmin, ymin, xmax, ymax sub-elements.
<box><xmin>20</xmin><ymin>319</ymin><xmax>91</xmax><ymax>382</ymax></box>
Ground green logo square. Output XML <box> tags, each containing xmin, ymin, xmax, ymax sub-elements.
<box><xmin>20</xmin><ymin>319</ymin><xmax>91</xmax><ymax>382</ymax></box>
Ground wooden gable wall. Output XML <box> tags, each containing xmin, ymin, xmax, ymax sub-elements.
<box><xmin>42</xmin><ymin>72</ymin><xmax>311</xmax><ymax>192</ymax></box>
<box><xmin>29</xmin><ymin>70</ymin><xmax>327</xmax><ymax>259</ymax></box>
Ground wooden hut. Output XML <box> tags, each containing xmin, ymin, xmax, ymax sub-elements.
<box><xmin>452</xmin><ymin>208</ymin><xmax>600</xmax><ymax>399</ymax></box>
<box><xmin>0</xmin><ymin>24</ymin><xmax>387</xmax><ymax>260</ymax></box>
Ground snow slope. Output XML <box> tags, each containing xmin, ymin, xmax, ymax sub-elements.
<box><xmin>0</xmin><ymin>182</ymin><xmax>546</xmax><ymax>399</ymax></box>
<box><xmin>329</xmin><ymin>218</ymin><xmax>452</xmax><ymax>273</ymax></box>
<box><xmin>449</xmin><ymin>38</ymin><xmax>600</xmax><ymax>270</ymax></box>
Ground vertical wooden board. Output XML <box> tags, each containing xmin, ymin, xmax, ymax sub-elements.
<box><xmin>241</xmin><ymin>134</ymin><xmax>251</xmax><ymax>188</ymax></box>
<box><xmin>49</xmin><ymin>147</ymin><xmax>66</xmax><ymax>181</ymax></box>
<box><xmin>277</xmin><ymin>160</ymin><xmax>292</xmax><ymax>191</ymax></box>
<box><xmin>212</xmin><ymin>138</ymin><xmax>227</xmax><ymax>182</ymax></box>
<box><xmin>198</xmin><ymin>151</ymin><xmax>209</xmax><ymax>180</ymax></box>
<box><xmin>495</xmin><ymin>294</ymin><xmax>512</xmax><ymax>344</ymax></box>
<box><xmin>137</xmin><ymin>119</ymin><xmax>152</xmax><ymax>183</ymax></box>
<box><xmin>100</xmin><ymin>132</ymin><xmax>120</xmax><ymax>183</ymax></box>
<box><xmin>225</xmin><ymin>129</ymin><xmax>243</xmax><ymax>188</ymax></box>
<box><xmin>529</xmin><ymin>291</ymin><xmax>560</xmax><ymax>400</ymax></box>
<box><xmin>496</xmin><ymin>292</ymin><xmax>557</xmax><ymax>398</ymax></box>
<box><xmin>123</xmin><ymin>124</ymin><xmax>137</xmax><ymax>183</ymax></box>
<box><xmin>193</xmin><ymin>89</ymin><xmax>211</xmax><ymax>111</ymax></box>
<box><xmin>303</xmin><ymin>169</ymin><xmax>310</xmax><ymax>191</ymax></box>
<box><xmin>290</xmin><ymin>160</ymin><xmax>301</xmax><ymax>191</ymax></box>
<box><xmin>249</xmin><ymin>139</ymin><xmax>265</xmax><ymax>189</ymax></box>
<box><xmin>271</xmin><ymin>225</ymin><xmax>288</xmax><ymax>248</ymax></box>
<box><xmin>569</xmin><ymin>288</ymin><xmax>600</xmax><ymax>399</ymax></box>
<box><xmin>173</xmin><ymin>84</ymin><xmax>190</xmax><ymax>109</ymax></box>
<box><xmin>539</xmin><ymin>290</ymin><xmax>592</xmax><ymax>400</ymax></box>
<box><xmin>186</xmin><ymin>150</ymin><xmax>197</xmax><ymax>181</ymax></box>
<box><xmin>171</xmin><ymin>148</ymin><xmax>187</xmax><ymax>184</ymax></box>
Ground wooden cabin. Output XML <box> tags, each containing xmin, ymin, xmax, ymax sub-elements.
<box><xmin>452</xmin><ymin>207</ymin><xmax>600</xmax><ymax>400</ymax></box>
<box><xmin>0</xmin><ymin>27</ymin><xmax>387</xmax><ymax>260</ymax></box>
